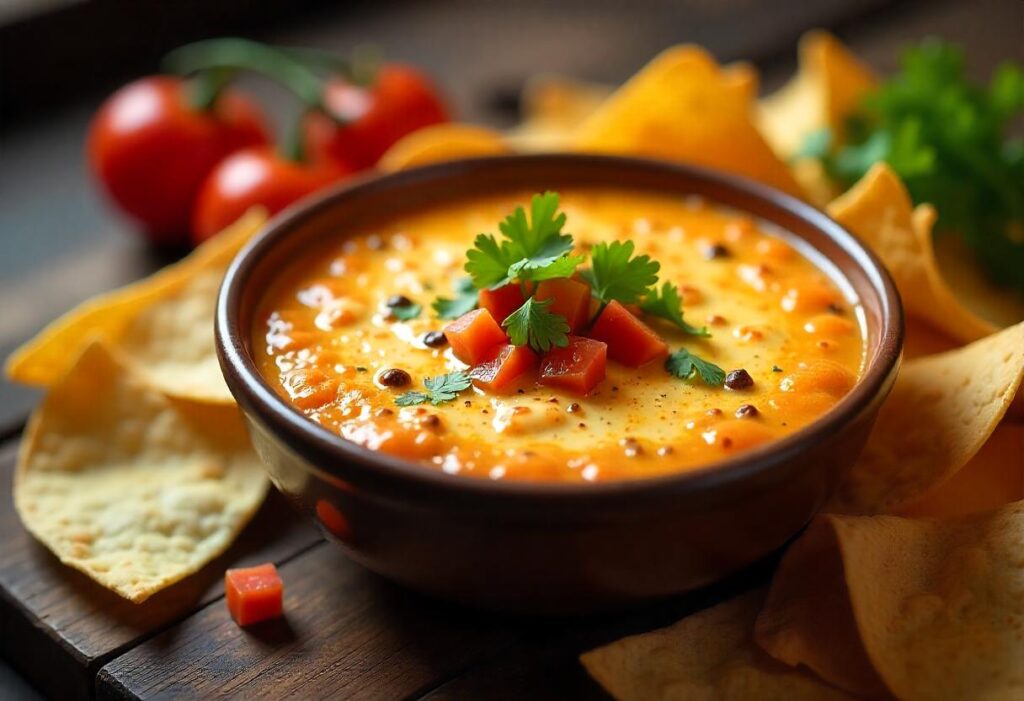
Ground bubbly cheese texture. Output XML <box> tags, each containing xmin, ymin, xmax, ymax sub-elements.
<box><xmin>254</xmin><ymin>189</ymin><xmax>865</xmax><ymax>482</ymax></box>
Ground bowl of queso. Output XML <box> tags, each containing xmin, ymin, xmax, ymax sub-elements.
<box><xmin>217</xmin><ymin>154</ymin><xmax>902</xmax><ymax>612</ymax></box>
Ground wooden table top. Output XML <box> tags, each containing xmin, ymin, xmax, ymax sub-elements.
<box><xmin>1</xmin><ymin>0</ymin><xmax>1020</xmax><ymax>698</ymax></box>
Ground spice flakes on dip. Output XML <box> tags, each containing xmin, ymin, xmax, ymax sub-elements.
<box><xmin>253</xmin><ymin>190</ymin><xmax>865</xmax><ymax>482</ymax></box>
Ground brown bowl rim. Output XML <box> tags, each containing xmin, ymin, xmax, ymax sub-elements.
<box><xmin>216</xmin><ymin>153</ymin><xmax>903</xmax><ymax>508</ymax></box>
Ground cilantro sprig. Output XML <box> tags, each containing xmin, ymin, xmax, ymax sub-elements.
<box><xmin>581</xmin><ymin>240</ymin><xmax>660</xmax><ymax>306</ymax></box>
<box><xmin>464</xmin><ymin>192</ymin><xmax>584</xmax><ymax>289</ymax></box>
<box><xmin>799</xmin><ymin>40</ymin><xmax>1024</xmax><ymax>295</ymax></box>
<box><xmin>665</xmin><ymin>349</ymin><xmax>725</xmax><ymax>386</ymax></box>
<box><xmin>502</xmin><ymin>297</ymin><xmax>570</xmax><ymax>353</ymax></box>
<box><xmin>432</xmin><ymin>278</ymin><xmax>478</xmax><ymax>320</ymax></box>
<box><xmin>640</xmin><ymin>282</ymin><xmax>709</xmax><ymax>337</ymax></box>
<box><xmin>395</xmin><ymin>371</ymin><xmax>472</xmax><ymax>406</ymax></box>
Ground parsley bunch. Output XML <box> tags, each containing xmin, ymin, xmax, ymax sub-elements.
<box><xmin>799</xmin><ymin>40</ymin><xmax>1024</xmax><ymax>294</ymax></box>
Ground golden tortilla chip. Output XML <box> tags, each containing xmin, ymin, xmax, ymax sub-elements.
<box><xmin>14</xmin><ymin>342</ymin><xmax>268</xmax><ymax>603</ymax></box>
<box><xmin>760</xmin><ymin>503</ymin><xmax>1024</xmax><ymax>701</ymax></box>
<box><xmin>572</xmin><ymin>47</ymin><xmax>803</xmax><ymax>198</ymax></box>
<box><xmin>827</xmin><ymin>164</ymin><xmax>996</xmax><ymax>343</ymax></box>
<box><xmin>753</xmin><ymin>521</ymin><xmax>889</xmax><ymax>700</ymax></box>
<box><xmin>827</xmin><ymin>321</ymin><xmax>1024</xmax><ymax>515</ymax></box>
<box><xmin>933</xmin><ymin>233</ymin><xmax>1024</xmax><ymax>329</ymax></box>
<box><xmin>898</xmin><ymin>425</ymin><xmax>1024</xmax><ymax>518</ymax></box>
<box><xmin>506</xmin><ymin>74</ymin><xmax>611</xmax><ymax>151</ymax></box>
<box><xmin>581</xmin><ymin>590</ymin><xmax>858</xmax><ymax>701</ymax></box>
<box><xmin>378</xmin><ymin>123</ymin><xmax>511</xmax><ymax>172</ymax></box>
<box><xmin>758</xmin><ymin>31</ymin><xmax>876</xmax><ymax>159</ymax></box>
<box><xmin>902</xmin><ymin>316</ymin><xmax>959</xmax><ymax>360</ymax></box>
<box><xmin>5</xmin><ymin>209</ymin><xmax>266</xmax><ymax>403</ymax></box>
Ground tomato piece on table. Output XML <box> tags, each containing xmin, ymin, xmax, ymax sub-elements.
<box><xmin>478</xmin><ymin>283</ymin><xmax>526</xmax><ymax>324</ymax></box>
<box><xmin>469</xmin><ymin>343</ymin><xmax>538</xmax><ymax>392</ymax></box>
<box><xmin>589</xmin><ymin>300</ymin><xmax>668</xmax><ymax>367</ymax></box>
<box><xmin>534</xmin><ymin>278</ymin><xmax>591</xmax><ymax>333</ymax></box>
<box><xmin>225</xmin><ymin>563</ymin><xmax>283</xmax><ymax>627</ymax></box>
<box><xmin>539</xmin><ymin>336</ymin><xmax>607</xmax><ymax>395</ymax></box>
<box><xmin>444</xmin><ymin>308</ymin><xmax>507</xmax><ymax>365</ymax></box>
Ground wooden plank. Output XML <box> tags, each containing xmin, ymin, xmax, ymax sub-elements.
<box><xmin>97</xmin><ymin>542</ymin><xmax>777</xmax><ymax>701</ymax></box>
<box><xmin>418</xmin><ymin>564</ymin><xmax>774</xmax><ymax>701</ymax></box>
<box><xmin>0</xmin><ymin>440</ymin><xmax>323</xmax><ymax>701</ymax></box>
<box><xmin>95</xmin><ymin>542</ymin><xmax>524</xmax><ymax>701</ymax></box>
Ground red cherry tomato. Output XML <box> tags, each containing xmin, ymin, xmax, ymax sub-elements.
<box><xmin>302</xmin><ymin>64</ymin><xmax>449</xmax><ymax>171</ymax></box>
<box><xmin>88</xmin><ymin>76</ymin><xmax>270</xmax><ymax>245</ymax></box>
<box><xmin>191</xmin><ymin>147</ymin><xmax>349</xmax><ymax>243</ymax></box>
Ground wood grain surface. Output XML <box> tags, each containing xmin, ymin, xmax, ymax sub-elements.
<box><xmin>0</xmin><ymin>442</ymin><xmax>322</xmax><ymax>701</ymax></box>
<box><xmin>1</xmin><ymin>0</ymin><xmax>1020</xmax><ymax>698</ymax></box>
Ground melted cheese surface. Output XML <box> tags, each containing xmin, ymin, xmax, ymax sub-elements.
<box><xmin>254</xmin><ymin>188</ymin><xmax>865</xmax><ymax>482</ymax></box>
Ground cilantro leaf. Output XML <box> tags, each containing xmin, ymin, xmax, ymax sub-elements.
<box><xmin>464</xmin><ymin>192</ymin><xmax>578</xmax><ymax>289</ymax></box>
<box><xmin>581</xmin><ymin>240</ymin><xmax>660</xmax><ymax>305</ymax></box>
<box><xmin>432</xmin><ymin>277</ymin><xmax>478</xmax><ymax>319</ymax></box>
<box><xmin>509</xmin><ymin>251</ymin><xmax>585</xmax><ymax>283</ymax></box>
<box><xmin>389</xmin><ymin>303</ymin><xmax>422</xmax><ymax>321</ymax></box>
<box><xmin>395</xmin><ymin>391</ymin><xmax>431</xmax><ymax>406</ymax></box>
<box><xmin>641</xmin><ymin>282</ymin><xmax>710</xmax><ymax>336</ymax></box>
<box><xmin>665</xmin><ymin>348</ymin><xmax>725</xmax><ymax>386</ymax></box>
<box><xmin>465</xmin><ymin>233</ymin><xmax>518</xmax><ymax>289</ymax></box>
<box><xmin>394</xmin><ymin>370</ymin><xmax>472</xmax><ymax>406</ymax></box>
<box><xmin>502</xmin><ymin>297</ymin><xmax>570</xmax><ymax>353</ymax></box>
<box><xmin>800</xmin><ymin>39</ymin><xmax>1024</xmax><ymax>295</ymax></box>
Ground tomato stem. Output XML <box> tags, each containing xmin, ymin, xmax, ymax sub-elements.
<box><xmin>164</xmin><ymin>38</ymin><xmax>328</xmax><ymax>113</ymax></box>
<box><xmin>186</xmin><ymin>67</ymin><xmax>235</xmax><ymax>111</ymax></box>
<box><xmin>281</xmin><ymin>111</ymin><xmax>309</xmax><ymax>164</ymax></box>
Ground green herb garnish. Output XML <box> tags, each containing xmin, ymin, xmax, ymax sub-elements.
<box><xmin>395</xmin><ymin>371</ymin><xmax>473</xmax><ymax>406</ymax></box>
<box><xmin>800</xmin><ymin>40</ymin><xmax>1024</xmax><ymax>294</ymax></box>
<box><xmin>389</xmin><ymin>303</ymin><xmax>422</xmax><ymax>321</ymax></box>
<box><xmin>432</xmin><ymin>277</ymin><xmax>478</xmax><ymax>320</ymax></box>
<box><xmin>464</xmin><ymin>192</ymin><xmax>583</xmax><ymax>289</ymax></box>
<box><xmin>640</xmin><ymin>282</ymin><xmax>709</xmax><ymax>336</ymax></box>
<box><xmin>665</xmin><ymin>349</ymin><xmax>726</xmax><ymax>386</ymax></box>
<box><xmin>502</xmin><ymin>297</ymin><xmax>570</xmax><ymax>353</ymax></box>
<box><xmin>581</xmin><ymin>240</ymin><xmax>660</xmax><ymax>306</ymax></box>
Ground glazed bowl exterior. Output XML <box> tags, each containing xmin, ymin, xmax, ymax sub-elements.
<box><xmin>216</xmin><ymin>154</ymin><xmax>903</xmax><ymax>613</ymax></box>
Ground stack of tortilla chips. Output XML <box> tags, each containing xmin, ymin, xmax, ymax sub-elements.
<box><xmin>375</xmin><ymin>31</ymin><xmax>1024</xmax><ymax>700</ymax></box>
<box><xmin>6</xmin><ymin>211</ymin><xmax>270</xmax><ymax>603</ymax></box>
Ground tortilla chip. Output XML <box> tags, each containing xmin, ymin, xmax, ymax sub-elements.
<box><xmin>5</xmin><ymin>209</ymin><xmax>266</xmax><ymax>402</ymax></box>
<box><xmin>827</xmin><ymin>164</ymin><xmax>996</xmax><ymax>343</ymax></box>
<box><xmin>933</xmin><ymin>232</ymin><xmax>1024</xmax><ymax>328</ymax></box>
<box><xmin>753</xmin><ymin>521</ymin><xmax>890</xmax><ymax>700</ymax></box>
<box><xmin>572</xmin><ymin>47</ymin><xmax>803</xmax><ymax>198</ymax></box>
<box><xmin>898</xmin><ymin>425</ymin><xmax>1024</xmax><ymax>518</ymax></box>
<box><xmin>378</xmin><ymin>123</ymin><xmax>511</xmax><ymax>172</ymax></box>
<box><xmin>758</xmin><ymin>31</ymin><xmax>876</xmax><ymax>159</ymax></box>
<box><xmin>581</xmin><ymin>590</ymin><xmax>858</xmax><ymax>701</ymax></box>
<box><xmin>761</xmin><ymin>504</ymin><xmax>1024</xmax><ymax>701</ymax></box>
<box><xmin>506</xmin><ymin>74</ymin><xmax>611</xmax><ymax>151</ymax></box>
<box><xmin>14</xmin><ymin>342</ymin><xmax>268</xmax><ymax>603</ymax></box>
<box><xmin>827</xmin><ymin>321</ymin><xmax>1024</xmax><ymax>515</ymax></box>
<box><xmin>902</xmin><ymin>316</ymin><xmax>959</xmax><ymax>360</ymax></box>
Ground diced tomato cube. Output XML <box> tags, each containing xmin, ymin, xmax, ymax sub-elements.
<box><xmin>469</xmin><ymin>343</ymin><xmax>537</xmax><ymax>392</ymax></box>
<box><xmin>225</xmin><ymin>563</ymin><xmax>283</xmax><ymax>627</ymax></box>
<box><xmin>539</xmin><ymin>336</ymin><xmax>607</xmax><ymax>395</ymax></box>
<box><xmin>534</xmin><ymin>278</ymin><xmax>591</xmax><ymax>333</ymax></box>
<box><xmin>478</xmin><ymin>283</ymin><xmax>526</xmax><ymax>324</ymax></box>
<box><xmin>589</xmin><ymin>300</ymin><xmax>668</xmax><ymax>367</ymax></box>
<box><xmin>444</xmin><ymin>308</ymin><xmax>507</xmax><ymax>365</ymax></box>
